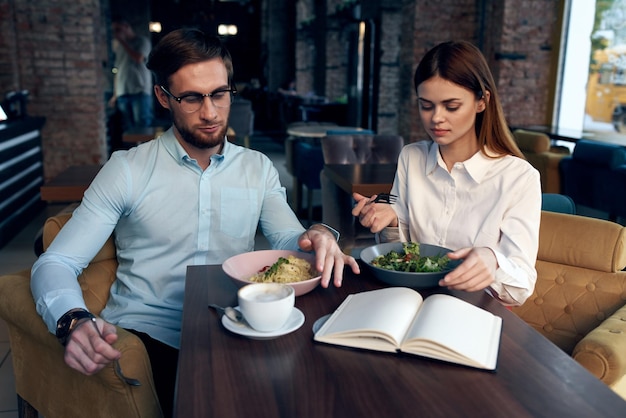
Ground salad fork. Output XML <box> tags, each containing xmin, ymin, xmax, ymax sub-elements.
<box><xmin>372</xmin><ymin>193</ymin><xmax>397</xmax><ymax>204</ymax></box>
<box><xmin>89</xmin><ymin>318</ymin><xmax>141</xmax><ymax>386</ymax></box>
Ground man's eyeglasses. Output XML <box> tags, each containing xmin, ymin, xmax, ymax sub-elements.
<box><xmin>159</xmin><ymin>85</ymin><xmax>237</xmax><ymax>113</ymax></box>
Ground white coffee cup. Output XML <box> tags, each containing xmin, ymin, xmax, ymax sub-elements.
<box><xmin>238</xmin><ymin>283</ymin><xmax>295</xmax><ymax>332</ymax></box>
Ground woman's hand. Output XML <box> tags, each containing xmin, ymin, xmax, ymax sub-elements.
<box><xmin>439</xmin><ymin>247</ymin><xmax>497</xmax><ymax>292</ymax></box>
<box><xmin>351</xmin><ymin>192</ymin><xmax>398</xmax><ymax>233</ymax></box>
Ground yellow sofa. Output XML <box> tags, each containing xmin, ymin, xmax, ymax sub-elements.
<box><xmin>512</xmin><ymin>211</ymin><xmax>626</xmax><ymax>399</ymax></box>
<box><xmin>0</xmin><ymin>213</ymin><xmax>163</xmax><ymax>418</ymax></box>
<box><xmin>513</xmin><ymin>129</ymin><xmax>570</xmax><ymax>193</ymax></box>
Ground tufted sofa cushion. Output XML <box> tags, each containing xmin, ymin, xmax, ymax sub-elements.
<box><xmin>512</xmin><ymin>210</ymin><xmax>626</xmax><ymax>361</ymax></box>
<box><xmin>512</xmin><ymin>211</ymin><xmax>626</xmax><ymax>398</ymax></box>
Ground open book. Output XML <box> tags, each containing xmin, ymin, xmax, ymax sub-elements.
<box><xmin>314</xmin><ymin>287</ymin><xmax>502</xmax><ymax>370</ymax></box>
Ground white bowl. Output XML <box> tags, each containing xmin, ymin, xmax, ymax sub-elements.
<box><xmin>222</xmin><ymin>250</ymin><xmax>321</xmax><ymax>296</ymax></box>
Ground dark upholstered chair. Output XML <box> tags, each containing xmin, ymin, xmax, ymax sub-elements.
<box><xmin>559</xmin><ymin>139</ymin><xmax>626</xmax><ymax>221</ymax></box>
<box><xmin>228</xmin><ymin>98</ymin><xmax>254</xmax><ymax>148</ymax></box>
<box><xmin>320</xmin><ymin>134</ymin><xmax>404</xmax><ymax>165</ymax></box>
<box><xmin>293</xmin><ymin>140</ymin><xmax>325</xmax><ymax>223</ymax></box>
<box><xmin>320</xmin><ymin>134</ymin><xmax>404</xmax><ymax>247</ymax></box>
<box><xmin>541</xmin><ymin>193</ymin><xmax>575</xmax><ymax>214</ymax></box>
<box><xmin>292</xmin><ymin>129</ymin><xmax>374</xmax><ymax>224</ymax></box>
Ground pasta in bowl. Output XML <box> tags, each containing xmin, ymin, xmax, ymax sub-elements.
<box><xmin>222</xmin><ymin>250</ymin><xmax>322</xmax><ymax>296</ymax></box>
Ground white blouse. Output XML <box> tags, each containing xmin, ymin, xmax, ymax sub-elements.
<box><xmin>379</xmin><ymin>140</ymin><xmax>541</xmax><ymax>305</ymax></box>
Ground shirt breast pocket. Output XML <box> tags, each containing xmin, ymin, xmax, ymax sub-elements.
<box><xmin>220</xmin><ymin>187</ymin><xmax>259</xmax><ymax>238</ymax></box>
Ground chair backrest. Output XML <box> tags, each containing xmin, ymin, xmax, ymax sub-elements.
<box><xmin>514</xmin><ymin>129</ymin><xmax>551</xmax><ymax>154</ymax></box>
<box><xmin>541</xmin><ymin>193</ymin><xmax>575</xmax><ymax>214</ymax></box>
<box><xmin>512</xmin><ymin>211</ymin><xmax>626</xmax><ymax>354</ymax></box>
<box><xmin>228</xmin><ymin>99</ymin><xmax>254</xmax><ymax>137</ymax></box>
<box><xmin>513</xmin><ymin>129</ymin><xmax>570</xmax><ymax>194</ymax></box>
<box><xmin>294</xmin><ymin>140</ymin><xmax>324</xmax><ymax>189</ymax></box>
<box><xmin>560</xmin><ymin>139</ymin><xmax>626</xmax><ymax>216</ymax></box>
<box><xmin>321</xmin><ymin>134</ymin><xmax>404</xmax><ymax>164</ymax></box>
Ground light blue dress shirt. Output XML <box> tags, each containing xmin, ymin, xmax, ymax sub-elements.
<box><xmin>31</xmin><ymin>129</ymin><xmax>306</xmax><ymax>348</ymax></box>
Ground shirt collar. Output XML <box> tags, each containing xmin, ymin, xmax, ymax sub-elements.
<box><xmin>426</xmin><ymin>141</ymin><xmax>498</xmax><ymax>183</ymax></box>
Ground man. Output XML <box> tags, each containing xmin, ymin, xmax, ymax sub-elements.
<box><xmin>31</xmin><ymin>28</ymin><xmax>360</xmax><ymax>417</ymax></box>
<box><xmin>108</xmin><ymin>17</ymin><xmax>153</xmax><ymax>129</ymax></box>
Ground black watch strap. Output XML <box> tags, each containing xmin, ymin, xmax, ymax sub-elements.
<box><xmin>56</xmin><ymin>309</ymin><xmax>95</xmax><ymax>346</ymax></box>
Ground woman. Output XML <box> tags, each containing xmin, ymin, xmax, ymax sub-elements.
<box><xmin>352</xmin><ymin>41</ymin><xmax>541</xmax><ymax>306</ymax></box>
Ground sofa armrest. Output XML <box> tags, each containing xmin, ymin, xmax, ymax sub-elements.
<box><xmin>0</xmin><ymin>270</ymin><xmax>162</xmax><ymax>417</ymax></box>
<box><xmin>572</xmin><ymin>303</ymin><xmax>626</xmax><ymax>387</ymax></box>
<box><xmin>0</xmin><ymin>270</ymin><xmax>57</xmax><ymax>347</ymax></box>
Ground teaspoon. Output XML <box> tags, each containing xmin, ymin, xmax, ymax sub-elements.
<box><xmin>208</xmin><ymin>303</ymin><xmax>245</xmax><ymax>324</ymax></box>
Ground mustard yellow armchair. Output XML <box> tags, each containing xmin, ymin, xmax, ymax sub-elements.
<box><xmin>0</xmin><ymin>213</ymin><xmax>163</xmax><ymax>418</ymax></box>
<box><xmin>513</xmin><ymin>129</ymin><xmax>570</xmax><ymax>193</ymax></box>
<box><xmin>512</xmin><ymin>211</ymin><xmax>626</xmax><ymax>399</ymax></box>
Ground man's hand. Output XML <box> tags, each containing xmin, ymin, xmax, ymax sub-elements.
<box><xmin>63</xmin><ymin>318</ymin><xmax>121</xmax><ymax>376</ymax></box>
<box><xmin>298</xmin><ymin>225</ymin><xmax>360</xmax><ymax>288</ymax></box>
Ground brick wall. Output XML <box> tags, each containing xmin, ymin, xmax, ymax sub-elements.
<box><xmin>0</xmin><ymin>1</ymin><xmax>19</xmax><ymax>92</ymax></box>
<box><xmin>0</xmin><ymin>0</ymin><xmax>562</xmax><ymax>180</ymax></box>
<box><xmin>296</xmin><ymin>0</ymin><xmax>561</xmax><ymax>142</ymax></box>
<box><xmin>495</xmin><ymin>0</ymin><xmax>560</xmax><ymax>128</ymax></box>
<box><xmin>377</xmin><ymin>5</ymin><xmax>403</xmax><ymax>135</ymax></box>
<box><xmin>0</xmin><ymin>0</ymin><xmax>108</xmax><ymax>181</ymax></box>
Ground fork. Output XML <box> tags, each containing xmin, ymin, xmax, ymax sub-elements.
<box><xmin>89</xmin><ymin>317</ymin><xmax>141</xmax><ymax>386</ymax></box>
<box><xmin>372</xmin><ymin>193</ymin><xmax>397</xmax><ymax>204</ymax></box>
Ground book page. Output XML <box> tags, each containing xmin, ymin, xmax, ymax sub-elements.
<box><xmin>314</xmin><ymin>287</ymin><xmax>423</xmax><ymax>352</ymax></box>
<box><xmin>401</xmin><ymin>294</ymin><xmax>502</xmax><ymax>370</ymax></box>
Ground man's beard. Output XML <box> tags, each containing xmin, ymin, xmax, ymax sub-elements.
<box><xmin>173</xmin><ymin>115</ymin><xmax>227</xmax><ymax>150</ymax></box>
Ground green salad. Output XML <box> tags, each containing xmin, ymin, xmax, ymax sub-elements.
<box><xmin>371</xmin><ymin>242</ymin><xmax>450</xmax><ymax>273</ymax></box>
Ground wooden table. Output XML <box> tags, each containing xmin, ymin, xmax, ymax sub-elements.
<box><xmin>174</xmin><ymin>264</ymin><xmax>626</xmax><ymax>418</ymax></box>
<box><xmin>39</xmin><ymin>164</ymin><xmax>102</xmax><ymax>202</ymax></box>
<box><xmin>323</xmin><ymin>163</ymin><xmax>396</xmax><ymax>196</ymax></box>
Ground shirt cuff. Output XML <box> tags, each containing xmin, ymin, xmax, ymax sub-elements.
<box><xmin>376</xmin><ymin>226</ymin><xmax>401</xmax><ymax>243</ymax></box>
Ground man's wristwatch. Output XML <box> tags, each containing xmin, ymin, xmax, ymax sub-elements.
<box><xmin>56</xmin><ymin>309</ymin><xmax>95</xmax><ymax>346</ymax></box>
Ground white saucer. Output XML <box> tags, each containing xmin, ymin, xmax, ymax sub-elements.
<box><xmin>312</xmin><ymin>314</ymin><xmax>331</xmax><ymax>335</ymax></box>
<box><xmin>221</xmin><ymin>307</ymin><xmax>305</xmax><ymax>340</ymax></box>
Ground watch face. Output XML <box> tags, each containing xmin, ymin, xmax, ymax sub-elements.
<box><xmin>56</xmin><ymin>310</ymin><xmax>94</xmax><ymax>345</ymax></box>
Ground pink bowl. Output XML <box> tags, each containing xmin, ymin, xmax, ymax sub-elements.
<box><xmin>222</xmin><ymin>250</ymin><xmax>321</xmax><ymax>297</ymax></box>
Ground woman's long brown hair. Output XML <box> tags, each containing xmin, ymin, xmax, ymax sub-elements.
<box><xmin>414</xmin><ymin>41</ymin><xmax>523</xmax><ymax>159</ymax></box>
